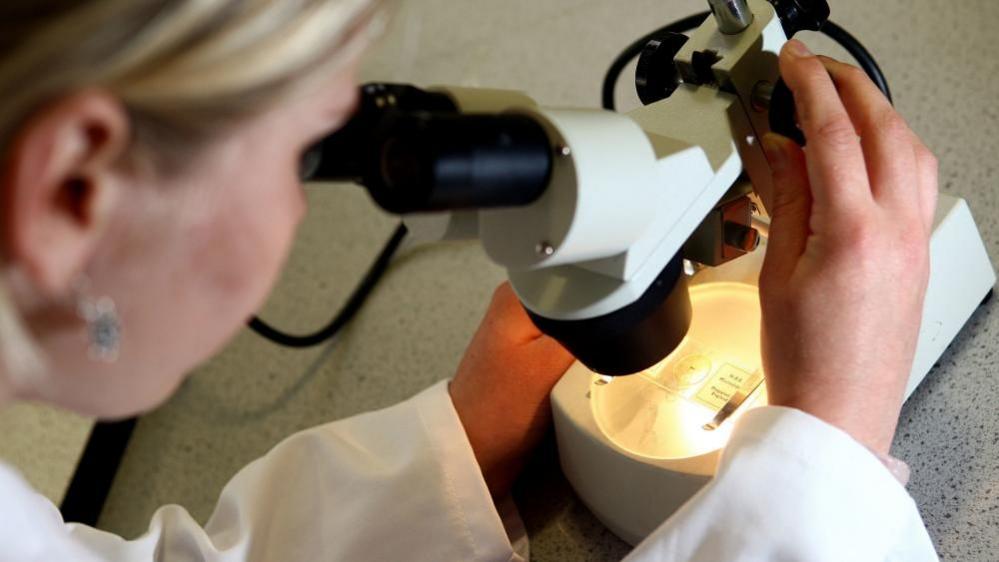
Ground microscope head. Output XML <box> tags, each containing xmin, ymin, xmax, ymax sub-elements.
<box><xmin>305</xmin><ymin>0</ymin><xmax>833</xmax><ymax>377</ymax></box>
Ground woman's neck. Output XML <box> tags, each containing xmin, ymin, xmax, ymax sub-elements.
<box><xmin>0</xmin><ymin>268</ymin><xmax>47</xmax><ymax>407</ymax></box>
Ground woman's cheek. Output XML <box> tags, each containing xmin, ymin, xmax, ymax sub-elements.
<box><xmin>214</xmin><ymin>177</ymin><xmax>303</xmax><ymax>311</ymax></box>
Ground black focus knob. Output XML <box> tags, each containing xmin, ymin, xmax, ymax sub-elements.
<box><xmin>768</xmin><ymin>0</ymin><xmax>830</xmax><ymax>37</ymax></box>
<box><xmin>768</xmin><ymin>78</ymin><xmax>806</xmax><ymax>146</ymax></box>
<box><xmin>635</xmin><ymin>31</ymin><xmax>689</xmax><ymax>106</ymax></box>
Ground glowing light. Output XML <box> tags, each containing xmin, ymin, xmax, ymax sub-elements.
<box><xmin>591</xmin><ymin>282</ymin><xmax>768</xmax><ymax>460</ymax></box>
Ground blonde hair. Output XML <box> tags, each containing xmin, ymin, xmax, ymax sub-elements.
<box><xmin>0</xmin><ymin>0</ymin><xmax>387</xmax><ymax>382</ymax></box>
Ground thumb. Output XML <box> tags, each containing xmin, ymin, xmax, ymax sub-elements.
<box><xmin>761</xmin><ymin>133</ymin><xmax>812</xmax><ymax>283</ymax></box>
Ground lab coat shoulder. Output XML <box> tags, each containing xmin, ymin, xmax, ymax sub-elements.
<box><xmin>0</xmin><ymin>380</ymin><xmax>524</xmax><ymax>562</ymax></box>
<box><xmin>0</xmin><ymin>462</ymin><xmax>102</xmax><ymax>562</ymax></box>
<box><xmin>625</xmin><ymin>406</ymin><xmax>940</xmax><ymax>562</ymax></box>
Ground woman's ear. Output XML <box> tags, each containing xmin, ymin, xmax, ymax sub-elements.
<box><xmin>1</xmin><ymin>90</ymin><xmax>130</xmax><ymax>298</ymax></box>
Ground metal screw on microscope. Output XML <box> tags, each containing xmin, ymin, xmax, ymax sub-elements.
<box><xmin>536</xmin><ymin>241</ymin><xmax>555</xmax><ymax>256</ymax></box>
<box><xmin>751</xmin><ymin>80</ymin><xmax>774</xmax><ymax>112</ymax></box>
<box><xmin>708</xmin><ymin>0</ymin><xmax>755</xmax><ymax>35</ymax></box>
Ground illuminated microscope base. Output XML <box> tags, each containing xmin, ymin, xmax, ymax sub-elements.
<box><xmin>551</xmin><ymin>278</ymin><xmax>767</xmax><ymax>546</ymax></box>
<box><xmin>550</xmin><ymin>194</ymin><xmax>996</xmax><ymax>545</ymax></box>
<box><xmin>593</xmin><ymin>282</ymin><xmax>766</xmax><ymax>460</ymax></box>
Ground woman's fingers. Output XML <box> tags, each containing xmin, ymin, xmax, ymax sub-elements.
<box><xmin>818</xmin><ymin>56</ymin><xmax>919</xmax><ymax>217</ymax></box>
<box><xmin>761</xmin><ymin>50</ymin><xmax>937</xmax><ymax>457</ymax></box>
<box><xmin>761</xmin><ymin>132</ymin><xmax>812</xmax><ymax>283</ymax></box>
<box><xmin>779</xmin><ymin>40</ymin><xmax>871</xmax><ymax>216</ymax></box>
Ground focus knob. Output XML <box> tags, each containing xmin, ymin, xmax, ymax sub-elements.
<box><xmin>768</xmin><ymin>78</ymin><xmax>806</xmax><ymax>146</ymax></box>
<box><xmin>635</xmin><ymin>32</ymin><xmax>689</xmax><ymax>105</ymax></box>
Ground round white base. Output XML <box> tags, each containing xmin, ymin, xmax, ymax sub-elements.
<box><xmin>551</xmin><ymin>253</ymin><xmax>768</xmax><ymax>544</ymax></box>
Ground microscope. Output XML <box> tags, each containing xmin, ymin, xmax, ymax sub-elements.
<box><xmin>306</xmin><ymin>0</ymin><xmax>996</xmax><ymax>544</ymax></box>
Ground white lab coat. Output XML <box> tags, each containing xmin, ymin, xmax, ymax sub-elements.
<box><xmin>0</xmin><ymin>380</ymin><xmax>939</xmax><ymax>561</ymax></box>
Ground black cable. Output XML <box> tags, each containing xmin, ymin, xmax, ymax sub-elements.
<box><xmin>601</xmin><ymin>14</ymin><xmax>892</xmax><ymax>111</ymax></box>
<box><xmin>248</xmin><ymin>222</ymin><xmax>408</xmax><ymax>347</ymax></box>
<box><xmin>820</xmin><ymin>20</ymin><xmax>892</xmax><ymax>104</ymax></box>
<box><xmin>60</xmin><ymin>418</ymin><xmax>137</xmax><ymax>525</ymax></box>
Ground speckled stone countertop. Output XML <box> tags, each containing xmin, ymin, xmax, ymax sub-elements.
<box><xmin>90</xmin><ymin>1</ymin><xmax>998</xmax><ymax>560</ymax></box>
<box><xmin>0</xmin><ymin>404</ymin><xmax>90</xmax><ymax>503</ymax></box>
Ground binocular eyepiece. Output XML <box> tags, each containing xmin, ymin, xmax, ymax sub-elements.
<box><xmin>302</xmin><ymin>84</ymin><xmax>553</xmax><ymax>214</ymax></box>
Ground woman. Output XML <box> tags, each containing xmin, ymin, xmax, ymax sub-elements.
<box><xmin>0</xmin><ymin>1</ymin><xmax>940</xmax><ymax>560</ymax></box>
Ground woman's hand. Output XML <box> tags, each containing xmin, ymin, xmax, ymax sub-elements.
<box><xmin>759</xmin><ymin>40</ymin><xmax>938</xmax><ymax>455</ymax></box>
<box><xmin>449</xmin><ymin>283</ymin><xmax>575</xmax><ymax>498</ymax></box>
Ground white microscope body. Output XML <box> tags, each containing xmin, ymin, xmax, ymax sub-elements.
<box><xmin>356</xmin><ymin>0</ymin><xmax>996</xmax><ymax>545</ymax></box>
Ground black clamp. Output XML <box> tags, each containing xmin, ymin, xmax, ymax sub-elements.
<box><xmin>634</xmin><ymin>32</ymin><xmax>689</xmax><ymax>105</ymax></box>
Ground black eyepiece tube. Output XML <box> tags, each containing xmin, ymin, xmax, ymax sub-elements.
<box><xmin>302</xmin><ymin>83</ymin><xmax>553</xmax><ymax>214</ymax></box>
<box><xmin>364</xmin><ymin>113</ymin><xmax>554</xmax><ymax>214</ymax></box>
<box><xmin>303</xmin><ymin>83</ymin><xmax>459</xmax><ymax>182</ymax></box>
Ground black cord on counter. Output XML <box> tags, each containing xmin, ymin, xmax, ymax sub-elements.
<box><xmin>248</xmin><ymin>223</ymin><xmax>408</xmax><ymax>348</ymax></box>
<box><xmin>820</xmin><ymin>20</ymin><xmax>892</xmax><ymax>103</ymax></box>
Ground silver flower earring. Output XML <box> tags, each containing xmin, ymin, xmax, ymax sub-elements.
<box><xmin>75</xmin><ymin>283</ymin><xmax>121</xmax><ymax>363</ymax></box>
